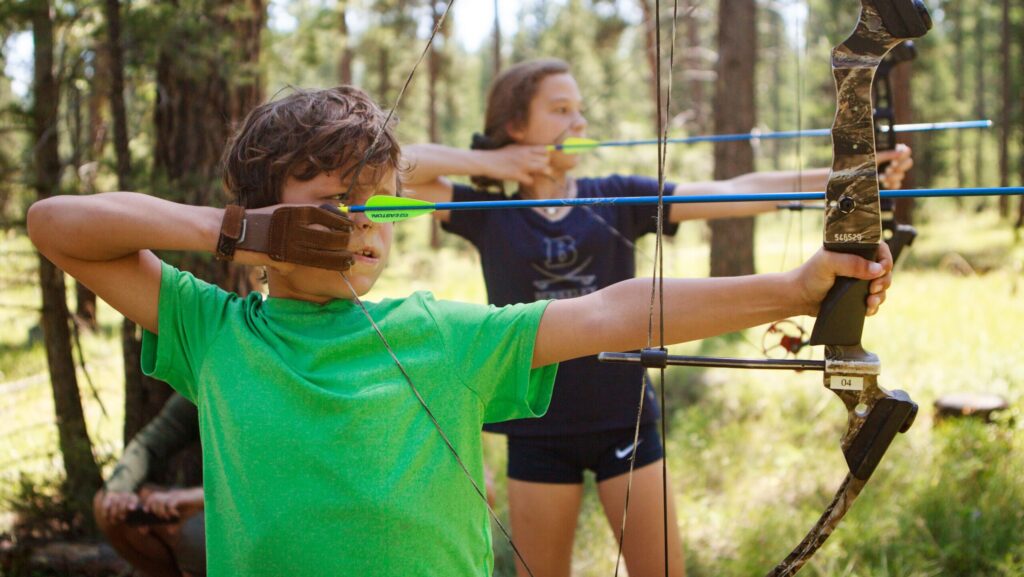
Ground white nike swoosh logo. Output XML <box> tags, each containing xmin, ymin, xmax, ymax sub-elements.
<box><xmin>615</xmin><ymin>439</ymin><xmax>643</xmax><ymax>460</ymax></box>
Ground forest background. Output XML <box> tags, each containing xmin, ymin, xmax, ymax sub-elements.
<box><xmin>0</xmin><ymin>0</ymin><xmax>1023</xmax><ymax>575</ymax></box>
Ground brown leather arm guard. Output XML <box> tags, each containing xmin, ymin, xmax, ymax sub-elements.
<box><xmin>216</xmin><ymin>205</ymin><xmax>355</xmax><ymax>271</ymax></box>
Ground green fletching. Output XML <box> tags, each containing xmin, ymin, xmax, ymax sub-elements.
<box><xmin>364</xmin><ymin>195</ymin><xmax>435</xmax><ymax>223</ymax></box>
<box><xmin>550</xmin><ymin>137</ymin><xmax>600</xmax><ymax>154</ymax></box>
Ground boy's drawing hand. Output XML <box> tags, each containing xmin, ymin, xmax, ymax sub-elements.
<box><xmin>100</xmin><ymin>490</ymin><xmax>140</xmax><ymax>524</ymax></box>
<box><xmin>235</xmin><ymin>205</ymin><xmax>355</xmax><ymax>272</ymax></box>
<box><xmin>486</xmin><ymin>145</ymin><xmax>552</xmax><ymax>185</ymax></box>
<box><xmin>794</xmin><ymin>242</ymin><xmax>894</xmax><ymax>317</ymax></box>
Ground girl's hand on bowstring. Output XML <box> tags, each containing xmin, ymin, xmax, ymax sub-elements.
<box><xmin>485</xmin><ymin>144</ymin><xmax>552</xmax><ymax>186</ymax></box>
<box><xmin>793</xmin><ymin>242</ymin><xmax>894</xmax><ymax>317</ymax></box>
<box><xmin>877</xmin><ymin>144</ymin><xmax>914</xmax><ymax>190</ymax></box>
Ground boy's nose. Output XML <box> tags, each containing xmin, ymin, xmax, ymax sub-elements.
<box><xmin>350</xmin><ymin>211</ymin><xmax>375</xmax><ymax>229</ymax></box>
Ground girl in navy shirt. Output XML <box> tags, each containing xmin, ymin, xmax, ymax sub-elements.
<box><xmin>403</xmin><ymin>58</ymin><xmax>912</xmax><ymax>577</ymax></box>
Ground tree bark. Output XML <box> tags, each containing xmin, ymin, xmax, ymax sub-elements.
<box><xmin>338</xmin><ymin>0</ymin><xmax>353</xmax><ymax>84</ymax></box>
<box><xmin>891</xmin><ymin>60</ymin><xmax>916</xmax><ymax>224</ymax></box>
<box><xmin>710</xmin><ymin>0</ymin><xmax>757</xmax><ymax>277</ymax></box>
<box><xmin>31</xmin><ymin>0</ymin><xmax>102</xmax><ymax>512</ymax></box>
<box><xmin>685</xmin><ymin>0</ymin><xmax>707</xmax><ymax>133</ymax></box>
<box><xmin>1018</xmin><ymin>0</ymin><xmax>1024</xmax><ymax>230</ymax></box>
<box><xmin>102</xmin><ymin>0</ymin><xmax>158</xmax><ymax>443</ymax></box>
<box><xmin>492</xmin><ymin>0</ymin><xmax>501</xmax><ymax>74</ymax></box>
<box><xmin>428</xmin><ymin>1</ymin><xmax>445</xmax><ymax>249</ymax></box>
<box><xmin>377</xmin><ymin>44</ymin><xmax>391</xmax><ymax>106</ymax></box>
<box><xmin>136</xmin><ymin>0</ymin><xmax>265</xmax><ymax>441</ymax></box>
<box><xmin>65</xmin><ymin>62</ymin><xmax>100</xmax><ymax>330</ymax></box>
<box><xmin>998</xmin><ymin>0</ymin><xmax>1011</xmax><ymax>216</ymax></box>
<box><xmin>952</xmin><ymin>0</ymin><xmax>965</xmax><ymax>197</ymax></box>
<box><xmin>973</xmin><ymin>8</ymin><xmax>986</xmax><ymax>193</ymax></box>
<box><xmin>637</xmin><ymin>0</ymin><xmax>661</xmax><ymax>135</ymax></box>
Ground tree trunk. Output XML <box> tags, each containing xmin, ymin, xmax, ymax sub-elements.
<box><xmin>227</xmin><ymin>0</ymin><xmax>266</xmax><ymax>124</ymax></box>
<box><xmin>710</xmin><ymin>0</ymin><xmax>757</xmax><ymax>277</ymax></box>
<box><xmin>377</xmin><ymin>44</ymin><xmax>391</xmax><ymax>105</ymax></box>
<box><xmin>102</xmin><ymin>0</ymin><xmax>159</xmax><ymax>443</ymax></box>
<box><xmin>891</xmin><ymin>60</ymin><xmax>916</xmax><ymax>224</ymax></box>
<box><xmin>66</xmin><ymin>66</ymin><xmax>100</xmax><ymax>331</ymax></box>
<box><xmin>338</xmin><ymin>0</ymin><xmax>353</xmax><ymax>84</ymax></box>
<box><xmin>952</xmin><ymin>0</ymin><xmax>965</xmax><ymax>198</ymax></box>
<box><xmin>637</xmin><ymin>0</ymin><xmax>661</xmax><ymax>135</ymax></box>
<box><xmin>137</xmin><ymin>0</ymin><xmax>265</xmax><ymax>440</ymax></box>
<box><xmin>998</xmin><ymin>0</ymin><xmax>1011</xmax><ymax>217</ymax></box>
<box><xmin>428</xmin><ymin>1</ymin><xmax>444</xmax><ymax>249</ymax></box>
<box><xmin>492</xmin><ymin>0</ymin><xmax>501</xmax><ymax>74</ymax></box>
<box><xmin>1018</xmin><ymin>0</ymin><xmax>1024</xmax><ymax>230</ymax></box>
<box><xmin>768</xmin><ymin>9</ymin><xmax>783</xmax><ymax>169</ymax></box>
<box><xmin>685</xmin><ymin>0</ymin><xmax>706</xmax><ymax>133</ymax></box>
<box><xmin>31</xmin><ymin>0</ymin><xmax>103</xmax><ymax>512</ymax></box>
<box><xmin>973</xmin><ymin>8</ymin><xmax>986</xmax><ymax>193</ymax></box>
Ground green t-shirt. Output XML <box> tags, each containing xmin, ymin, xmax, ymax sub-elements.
<box><xmin>142</xmin><ymin>262</ymin><xmax>557</xmax><ymax>576</ymax></box>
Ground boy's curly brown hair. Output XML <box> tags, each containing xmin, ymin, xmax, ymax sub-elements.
<box><xmin>222</xmin><ymin>86</ymin><xmax>401</xmax><ymax>209</ymax></box>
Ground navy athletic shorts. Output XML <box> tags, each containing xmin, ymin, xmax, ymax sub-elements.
<box><xmin>506</xmin><ymin>422</ymin><xmax>664</xmax><ymax>484</ymax></box>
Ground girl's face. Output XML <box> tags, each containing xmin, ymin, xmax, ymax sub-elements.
<box><xmin>508</xmin><ymin>73</ymin><xmax>587</xmax><ymax>172</ymax></box>
<box><xmin>269</xmin><ymin>169</ymin><xmax>395</xmax><ymax>303</ymax></box>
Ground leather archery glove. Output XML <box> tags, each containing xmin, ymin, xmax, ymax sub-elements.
<box><xmin>216</xmin><ymin>204</ymin><xmax>355</xmax><ymax>271</ymax></box>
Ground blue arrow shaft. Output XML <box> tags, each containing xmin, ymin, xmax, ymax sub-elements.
<box><xmin>349</xmin><ymin>186</ymin><xmax>1024</xmax><ymax>214</ymax></box>
<box><xmin>557</xmin><ymin>119</ymin><xmax>992</xmax><ymax>150</ymax></box>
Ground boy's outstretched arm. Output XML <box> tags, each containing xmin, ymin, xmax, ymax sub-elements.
<box><xmin>28</xmin><ymin>193</ymin><xmax>224</xmax><ymax>334</ymax></box>
<box><xmin>532</xmin><ymin>245</ymin><xmax>893</xmax><ymax>368</ymax></box>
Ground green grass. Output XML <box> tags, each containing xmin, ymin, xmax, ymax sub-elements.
<box><xmin>2</xmin><ymin>205</ymin><xmax>1023</xmax><ymax>575</ymax></box>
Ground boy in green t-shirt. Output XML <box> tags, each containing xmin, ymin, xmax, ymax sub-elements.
<box><xmin>27</xmin><ymin>86</ymin><xmax>893</xmax><ymax>577</ymax></box>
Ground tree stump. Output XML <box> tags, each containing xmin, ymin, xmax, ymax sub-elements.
<box><xmin>933</xmin><ymin>393</ymin><xmax>1009</xmax><ymax>424</ymax></box>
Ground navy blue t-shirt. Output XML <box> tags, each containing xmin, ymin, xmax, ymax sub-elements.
<box><xmin>443</xmin><ymin>175</ymin><xmax>680</xmax><ymax>436</ymax></box>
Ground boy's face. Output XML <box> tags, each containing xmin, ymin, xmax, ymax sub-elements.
<box><xmin>269</xmin><ymin>168</ymin><xmax>396</xmax><ymax>302</ymax></box>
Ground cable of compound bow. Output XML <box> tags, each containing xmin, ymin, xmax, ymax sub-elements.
<box><xmin>874</xmin><ymin>40</ymin><xmax>920</xmax><ymax>262</ymax></box>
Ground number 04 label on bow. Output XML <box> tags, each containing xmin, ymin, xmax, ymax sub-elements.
<box><xmin>829</xmin><ymin>375</ymin><xmax>864</xmax><ymax>391</ymax></box>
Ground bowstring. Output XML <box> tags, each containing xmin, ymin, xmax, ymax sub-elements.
<box><xmin>791</xmin><ymin>1</ymin><xmax>808</xmax><ymax>343</ymax></box>
<box><xmin>613</xmin><ymin>0</ymin><xmax>678</xmax><ymax>575</ymax></box>
<box><xmin>339</xmin><ymin>273</ymin><xmax>533</xmax><ymax>575</ymax></box>
<box><xmin>553</xmin><ymin>2</ymin><xmax>698</xmax><ymax>265</ymax></box>
<box><xmin>657</xmin><ymin>3</ymin><xmax>680</xmax><ymax>576</ymax></box>
<box><xmin>344</xmin><ymin>0</ymin><xmax>455</xmax><ymax>200</ymax></box>
<box><xmin>340</xmin><ymin>2</ymin><xmax>537</xmax><ymax>575</ymax></box>
<box><xmin>773</xmin><ymin>1</ymin><xmax>809</xmax><ymax>360</ymax></box>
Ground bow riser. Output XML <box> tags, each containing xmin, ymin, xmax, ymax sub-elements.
<box><xmin>812</xmin><ymin>0</ymin><xmax>931</xmax><ymax>346</ymax></box>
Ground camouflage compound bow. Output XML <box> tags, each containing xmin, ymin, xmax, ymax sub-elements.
<box><xmin>600</xmin><ymin>1</ymin><xmax>933</xmax><ymax>574</ymax></box>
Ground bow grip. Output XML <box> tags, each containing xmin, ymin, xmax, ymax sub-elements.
<box><xmin>809</xmin><ymin>246</ymin><xmax>875</xmax><ymax>347</ymax></box>
<box><xmin>844</xmin><ymin>389</ymin><xmax>918</xmax><ymax>480</ymax></box>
